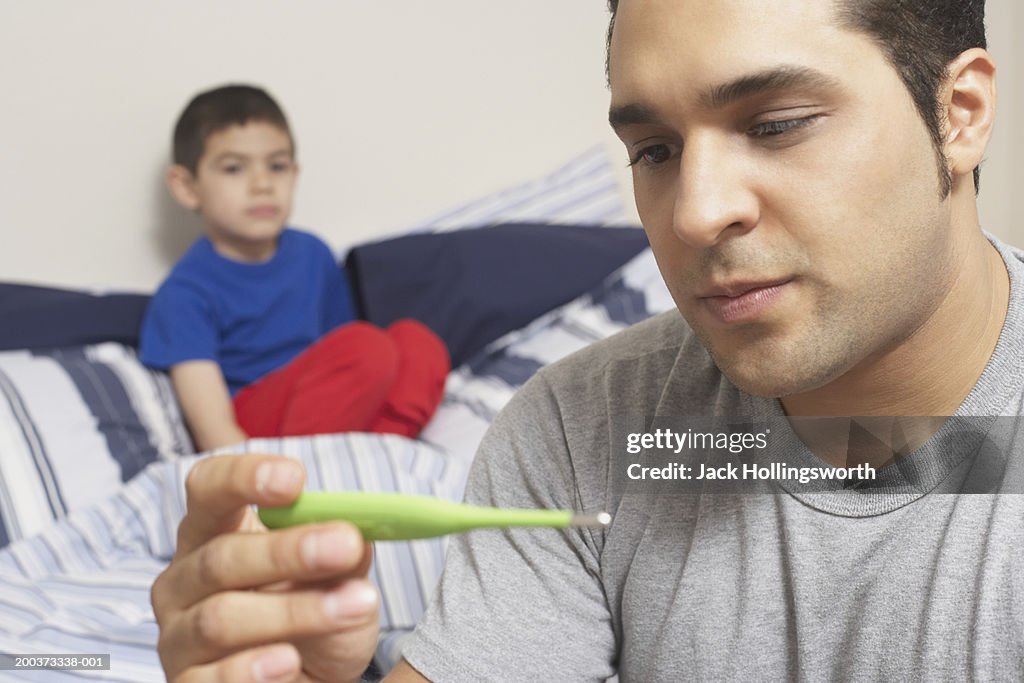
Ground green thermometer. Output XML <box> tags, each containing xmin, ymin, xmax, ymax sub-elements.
<box><xmin>258</xmin><ymin>491</ymin><xmax>612</xmax><ymax>541</ymax></box>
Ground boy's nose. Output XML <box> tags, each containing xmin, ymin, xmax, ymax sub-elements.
<box><xmin>250</xmin><ymin>169</ymin><xmax>273</xmax><ymax>192</ymax></box>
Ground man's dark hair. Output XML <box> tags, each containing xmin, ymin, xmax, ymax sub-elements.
<box><xmin>606</xmin><ymin>0</ymin><xmax>987</xmax><ymax>196</ymax></box>
<box><xmin>172</xmin><ymin>84</ymin><xmax>293</xmax><ymax>174</ymax></box>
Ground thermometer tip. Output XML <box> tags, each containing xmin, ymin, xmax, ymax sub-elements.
<box><xmin>570</xmin><ymin>511</ymin><xmax>612</xmax><ymax>527</ymax></box>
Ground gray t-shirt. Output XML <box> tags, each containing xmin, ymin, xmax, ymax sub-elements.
<box><xmin>403</xmin><ymin>238</ymin><xmax>1024</xmax><ymax>681</ymax></box>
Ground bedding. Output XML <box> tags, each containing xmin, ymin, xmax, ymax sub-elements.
<box><xmin>409</xmin><ymin>144</ymin><xmax>630</xmax><ymax>231</ymax></box>
<box><xmin>0</xmin><ymin>286</ymin><xmax>150</xmax><ymax>352</ymax></box>
<box><xmin>0</xmin><ymin>147</ymin><xmax>670</xmax><ymax>681</ymax></box>
<box><xmin>347</xmin><ymin>223</ymin><xmax>649</xmax><ymax>366</ymax></box>
<box><xmin>0</xmin><ymin>434</ymin><xmax>467</xmax><ymax>683</ymax></box>
<box><xmin>0</xmin><ymin>344</ymin><xmax>191</xmax><ymax>546</ymax></box>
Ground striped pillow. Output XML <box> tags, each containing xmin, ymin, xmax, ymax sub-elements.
<box><xmin>412</xmin><ymin>145</ymin><xmax>630</xmax><ymax>231</ymax></box>
<box><xmin>0</xmin><ymin>343</ymin><xmax>191</xmax><ymax>546</ymax></box>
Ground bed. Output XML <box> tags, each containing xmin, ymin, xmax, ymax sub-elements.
<box><xmin>0</xmin><ymin>148</ymin><xmax>674</xmax><ymax>681</ymax></box>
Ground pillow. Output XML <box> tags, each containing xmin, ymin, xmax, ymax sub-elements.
<box><xmin>346</xmin><ymin>145</ymin><xmax>642</xmax><ymax>367</ymax></box>
<box><xmin>0</xmin><ymin>283</ymin><xmax>150</xmax><ymax>352</ymax></box>
<box><xmin>0</xmin><ymin>342</ymin><xmax>191</xmax><ymax>547</ymax></box>
<box><xmin>410</xmin><ymin>144</ymin><xmax>631</xmax><ymax>231</ymax></box>
<box><xmin>419</xmin><ymin>247</ymin><xmax>675</xmax><ymax>463</ymax></box>
<box><xmin>345</xmin><ymin>223</ymin><xmax>650</xmax><ymax>367</ymax></box>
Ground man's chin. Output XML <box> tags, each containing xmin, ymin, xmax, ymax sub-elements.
<box><xmin>723</xmin><ymin>373</ymin><xmax>800</xmax><ymax>399</ymax></box>
<box><xmin>712</xmin><ymin>353</ymin><xmax>842</xmax><ymax>400</ymax></box>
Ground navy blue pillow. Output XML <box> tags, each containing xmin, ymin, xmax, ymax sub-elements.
<box><xmin>0</xmin><ymin>284</ymin><xmax>151</xmax><ymax>352</ymax></box>
<box><xmin>345</xmin><ymin>223</ymin><xmax>649</xmax><ymax>367</ymax></box>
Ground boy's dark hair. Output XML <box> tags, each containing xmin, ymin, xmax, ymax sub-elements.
<box><xmin>172</xmin><ymin>84</ymin><xmax>293</xmax><ymax>174</ymax></box>
<box><xmin>605</xmin><ymin>0</ymin><xmax>987</xmax><ymax>196</ymax></box>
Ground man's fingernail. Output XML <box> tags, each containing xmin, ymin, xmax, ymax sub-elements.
<box><xmin>256</xmin><ymin>462</ymin><xmax>301</xmax><ymax>497</ymax></box>
<box><xmin>302</xmin><ymin>527</ymin><xmax>362</xmax><ymax>570</ymax></box>
<box><xmin>323</xmin><ymin>581</ymin><xmax>378</xmax><ymax>622</ymax></box>
<box><xmin>252</xmin><ymin>645</ymin><xmax>299</xmax><ymax>682</ymax></box>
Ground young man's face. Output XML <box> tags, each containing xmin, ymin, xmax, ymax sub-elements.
<box><xmin>609</xmin><ymin>0</ymin><xmax>959</xmax><ymax>398</ymax></box>
<box><xmin>186</xmin><ymin>121</ymin><xmax>297</xmax><ymax>261</ymax></box>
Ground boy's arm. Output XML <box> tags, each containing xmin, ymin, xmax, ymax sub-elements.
<box><xmin>170</xmin><ymin>360</ymin><xmax>249</xmax><ymax>452</ymax></box>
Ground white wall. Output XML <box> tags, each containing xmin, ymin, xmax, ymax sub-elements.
<box><xmin>1</xmin><ymin>1</ymin><xmax>1019</xmax><ymax>292</ymax></box>
<box><xmin>979</xmin><ymin>0</ymin><xmax>1021</xmax><ymax>243</ymax></box>
<box><xmin>0</xmin><ymin>1</ymin><xmax>625</xmax><ymax>291</ymax></box>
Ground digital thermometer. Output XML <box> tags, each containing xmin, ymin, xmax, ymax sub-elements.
<box><xmin>258</xmin><ymin>491</ymin><xmax>611</xmax><ymax>541</ymax></box>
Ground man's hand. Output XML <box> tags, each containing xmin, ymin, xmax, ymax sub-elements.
<box><xmin>152</xmin><ymin>454</ymin><xmax>380</xmax><ymax>683</ymax></box>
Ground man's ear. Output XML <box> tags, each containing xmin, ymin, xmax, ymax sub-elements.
<box><xmin>166</xmin><ymin>164</ymin><xmax>201</xmax><ymax>211</ymax></box>
<box><xmin>942</xmin><ymin>47</ymin><xmax>997</xmax><ymax>182</ymax></box>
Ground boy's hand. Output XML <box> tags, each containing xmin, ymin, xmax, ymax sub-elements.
<box><xmin>152</xmin><ymin>454</ymin><xmax>380</xmax><ymax>683</ymax></box>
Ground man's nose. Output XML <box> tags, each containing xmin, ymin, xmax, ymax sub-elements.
<box><xmin>672</xmin><ymin>138</ymin><xmax>759</xmax><ymax>249</ymax></box>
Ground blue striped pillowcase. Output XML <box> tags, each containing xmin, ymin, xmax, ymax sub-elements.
<box><xmin>0</xmin><ymin>343</ymin><xmax>192</xmax><ymax>548</ymax></box>
<box><xmin>412</xmin><ymin>145</ymin><xmax>630</xmax><ymax>232</ymax></box>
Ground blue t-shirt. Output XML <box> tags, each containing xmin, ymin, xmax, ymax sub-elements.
<box><xmin>139</xmin><ymin>228</ymin><xmax>355</xmax><ymax>395</ymax></box>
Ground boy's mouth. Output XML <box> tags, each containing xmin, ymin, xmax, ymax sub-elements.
<box><xmin>247</xmin><ymin>205</ymin><xmax>280</xmax><ymax>218</ymax></box>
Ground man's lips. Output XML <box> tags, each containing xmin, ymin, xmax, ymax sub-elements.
<box><xmin>698</xmin><ymin>279</ymin><xmax>792</xmax><ymax>298</ymax></box>
<box><xmin>698</xmin><ymin>279</ymin><xmax>794</xmax><ymax>324</ymax></box>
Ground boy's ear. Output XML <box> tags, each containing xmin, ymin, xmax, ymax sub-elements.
<box><xmin>166</xmin><ymin>165</ymin><xmax>201</xmax><ymax>211</ymax></box>
<box><xmin>941</xmin><ymin>47</ymin><xmax>997</xmax><ymax>182</ymax></box>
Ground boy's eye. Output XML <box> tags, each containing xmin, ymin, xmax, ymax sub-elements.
<box><xmin>222</xmin><ymin>164</ymin><xmax>242</xmax><ymax>174</ymax></box>
<box><xmin>270</xmin><ymin>161</ymin><xmax>293</xmax><ymax>172</ymax></box>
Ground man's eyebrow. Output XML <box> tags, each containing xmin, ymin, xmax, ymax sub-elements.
<box><xmin>608</xmin><ymin>103</ymin><xmax>661</xmax><ymax>132</ymax></box>
<box><xmin>609</xmin><ymin>65</ymin><xmax>841</xmax><ymax>131</ymax></box>
<box><xmin>701</xmin><ymin>65</ymin><xmax>841</xmax><ymax>110</ymax></box>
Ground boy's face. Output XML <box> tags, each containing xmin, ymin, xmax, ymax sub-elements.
<box><xmin>608</xmin><ymin>0</ymin><xmax>962</xmax><ymax>399</ymax></box>
<box><xmin>170</xmin><ymin>121</ymin><xmax>297</xmax><ymax>261</ymax></box>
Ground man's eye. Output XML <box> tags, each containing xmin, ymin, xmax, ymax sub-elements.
<box><xmin>270</xmin><ymin>161</ymin><xmax>292</xmax><ymax>172</ymax></box>
<box><xmin>749</xmin><ymin>115</ymin><xmax>819</xmax><ymax>137</ymax></box>
<box><xmin>629</xmin><ymin>144</ymin><xmax>673</xmax><ymax>167</ymax></box>
<box><xmin>222</xmin><ymin>165</ymin><xmax>242</xmax><ymax>174</ymax></box>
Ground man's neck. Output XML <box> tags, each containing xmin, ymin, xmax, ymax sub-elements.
<box><xmin>781</xmin><ymin>226</ymin><xmax>1010</xmax><ymax>419</ymax></box>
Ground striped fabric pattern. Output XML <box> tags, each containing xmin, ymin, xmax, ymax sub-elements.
<box><xmin>0</xmin><ymin>248</ymin><xmax>672</xmax><ymax>681</ymax></box>
<box><xmin>413</xmin><ymin>145</ymin><xmax>630</xmax><ymax>232</ymax></box>
<box><xmin>0</xmin><ymin>434</ymin><xmax>466</xmax><ymax>682</ymax></box>
<box><xmin>0</xmin><ymin>344</ymin><xmax>192</xmax><ymax>548</ymax></box>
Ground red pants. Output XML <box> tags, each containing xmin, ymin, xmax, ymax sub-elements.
<box><xmin>233</xmin><ymin>320</ymin><xmax>450</xmax><ymax>439</ymax></box>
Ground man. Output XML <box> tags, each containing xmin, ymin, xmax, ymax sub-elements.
<box><xmin>153</xmin><ymin>0</ymin><xmax>1023</xmax><ymax>680</ymax></box>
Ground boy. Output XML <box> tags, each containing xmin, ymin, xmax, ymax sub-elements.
<box><xmin>140</xmin><ymin>84</ymin><xmax>449</xmax><ymax>452</ymax></box>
